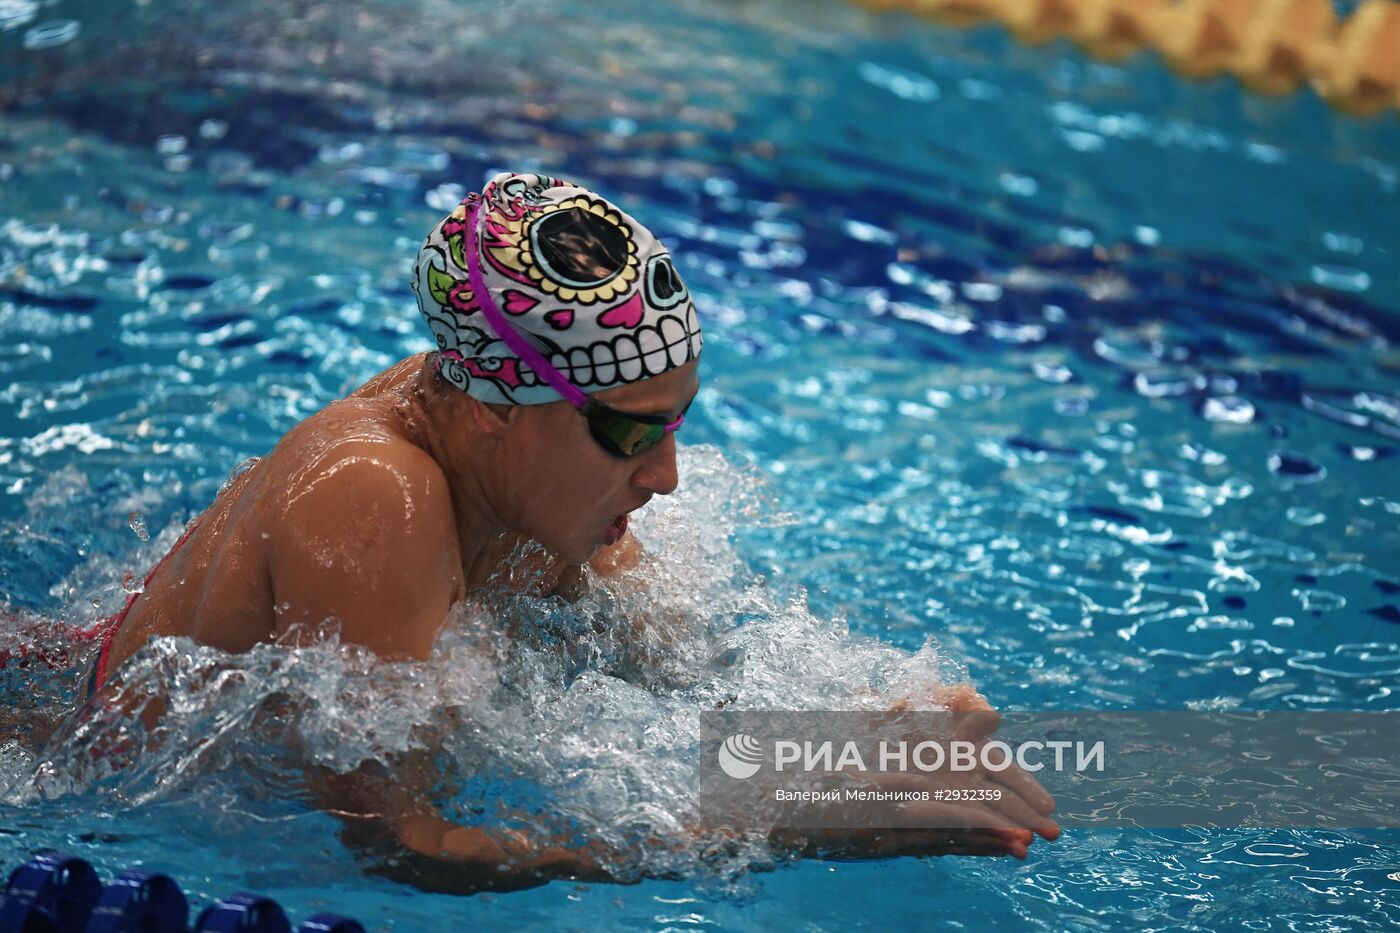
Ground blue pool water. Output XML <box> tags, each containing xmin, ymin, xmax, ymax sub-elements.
<box><xmin>2</xmin><ymin>0</ymin><xmax>1399</xmax><ymax>928</ymax></box>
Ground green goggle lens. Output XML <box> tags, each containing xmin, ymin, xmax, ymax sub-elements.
<box><xmin>582</xmin><ymin>398</ymin><xmax>691</xmax><ymax>458</ymax></box>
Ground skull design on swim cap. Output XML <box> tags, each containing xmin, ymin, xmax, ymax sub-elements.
<box><xmin>412</xmin><ymin>172</ymin><xmax>703</xmax><ymax>404</ymax></box>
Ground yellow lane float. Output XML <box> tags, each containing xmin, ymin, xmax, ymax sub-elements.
<box><xmin>850</xmin><ymin>0</ymin><xmax>1400</xmax><ymax>116</ymax></box>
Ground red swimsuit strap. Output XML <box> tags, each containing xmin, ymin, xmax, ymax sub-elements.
<box><xmin>88</xmin><ymin>516</ymin><xmax>202</xmax><ymax>692</ymax></box>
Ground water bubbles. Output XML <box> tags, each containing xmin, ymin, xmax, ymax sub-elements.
<box><xmin>121</xmin><ymin>570</ymin><xmax>144</xmax><ymax>596</ymax></box>
<box><xmin>128</xmin><ymin>511</ymin><xmax>150</xmax><ymax>541</ymax></box>
<box><xmin>22</xmin><ymin>19</ymin><xmax>78</xmax><ymax>49</ymax></box>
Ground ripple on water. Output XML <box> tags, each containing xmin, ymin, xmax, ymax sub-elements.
<box><xmin>21</xmin><ymin>18</ymin><xmax>78</xmax><ymax>49</ymax></box>
<box><xmin>1</xmin><ymin>7</ymin><xmax>1398</xmax><ymax>920</ymax></box>
<box><xmin>0</xmin><ymin>1</ymin><xmax>39</xmax><ymax>32</ymax></box>
<box><xmin>1267</xmin><ymin>452</ymin><xmax>1326</xmax><ymax>483</ymax></box>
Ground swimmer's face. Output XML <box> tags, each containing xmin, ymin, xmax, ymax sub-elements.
<box><xmin>501</xmin><ymin>359</ymin><xmax>700</xmax><ymax>565</ymax></box>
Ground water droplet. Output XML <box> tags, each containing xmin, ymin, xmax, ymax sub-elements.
<box><xmin>121</xmin><ymin>571</ymin><xmax>144</xmax><ymax>595</ymax></box>
<box><xmin>89</xmin><ymin>594</ymin><xmax>102</xmax><ymax>609</ymax></box>
<box><xmin>129</xmin><ymin>510</ymin><xmax>150</xmax><ymax>541</ymax></box>
<box><xmin>220</xmin><ymin>456</ymin><xmax>261</xmax><ymax>493</ymax></box>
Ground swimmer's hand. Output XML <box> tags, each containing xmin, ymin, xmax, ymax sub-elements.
<box><xmin>844</xmin><ymin>681</ymin><xmax>1061</xmax><ymax>860</ymax></box>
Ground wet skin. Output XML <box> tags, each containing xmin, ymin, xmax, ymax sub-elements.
<box><xmin>106</xmin><ymin>351</ymin><xmax>698</xmax><ymax>673</ymax></box>
<box><xmin>100</xmin><ymin>351</ymin><xmax>1057</xmax><ymax>884</ymax></box>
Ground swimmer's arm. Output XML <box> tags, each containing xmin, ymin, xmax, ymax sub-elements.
<box><xmin>270</xmin><ymin>452</ymin><xmax>628</xmax><ymax>887</ymax></box>
<box><xmin>315</xmin><ymin>751</ymin><xmax>626</xmax><ymax>892</ymax></box>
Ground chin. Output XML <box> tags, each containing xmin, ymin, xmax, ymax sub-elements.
<box><xmin>539</xmin><ymin>531</ymin><xmax>598</xmax><ymax>567</ymax></box>
<box><xmin>568</xmin><ymin>541</ymin><xmax>603</xmax><ymax>567</ymax></box>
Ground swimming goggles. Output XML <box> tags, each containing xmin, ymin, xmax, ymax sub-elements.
<box><xmin>463</xmin><ymin>200</ymin><xmax>689</xmax><ymax>459</ymax></box>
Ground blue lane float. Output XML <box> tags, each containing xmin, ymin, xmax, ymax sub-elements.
<box><xmin>0</xmin><ymin>854</ymin><xmax>366</xmax><ymax>933</ymax></box>
<box><xmin>1</xmin><ymin>852</ymin><xmax>102</xmax><ymax>932</ymax></box>
<box><xmin>86</xmin><ymin>871</ymin><xmax>188</xmax><ymax>933</ymax></box>
<box><xmin>195</xmin><ymin>893</ymin><xmax>290</xmax><ymax>933</ymax></box>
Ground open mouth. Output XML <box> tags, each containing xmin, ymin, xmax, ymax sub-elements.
<box><xmin>604</xmin><ymin>513</ymin><xmax>629</xmax><ymax>546</ymax></box>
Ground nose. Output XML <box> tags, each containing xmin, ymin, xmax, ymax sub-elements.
<box><xmin>632</xmin><ymin>434</ymin><xmax>679</xmax><ymax>496</ymax></box>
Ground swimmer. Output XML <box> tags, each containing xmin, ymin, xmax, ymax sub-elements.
<box><xmin>77</xmin><ymin>172</ymin><xmax>1057</xmax><ymax>888</ymax></box>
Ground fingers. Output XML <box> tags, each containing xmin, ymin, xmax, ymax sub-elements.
<box><xmin>935</xmin><ymin>683</ymin><xmax>993</xmax><ymax>712</ymax></box>
<box><xmin>983</xmin><ymin>782</ymin><xmax>1061</xmax><ymax>841</ymax></box>
<box><xmin>990</xmin><ymin>760</ymin><xmax>1056</xmax><ymax>816</ymax></box>
<box><xmin>902</xmin><ymin>799</ymin><xmax>1021</xmax><ymax>831</ymax></box>
<box><xmin>871</xmin><ymin>772</ymin><xmax>1059</xmax><ymax>841</ymax></box>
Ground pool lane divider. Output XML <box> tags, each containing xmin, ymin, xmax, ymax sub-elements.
<box><xmin>850</xmin><ymin>0</ymin><xmax>1400</xmax><ymax>117</ymax></box>
<box><xmin>0</xmin><ymin>852</ymin><xmax>366</xmax><ymax>933</ymax></box>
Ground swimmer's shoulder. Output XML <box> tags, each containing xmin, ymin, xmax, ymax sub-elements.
<box><xmin>263</xmin><ymin>406</ymin><xmax>453</xmax><ymax>538</ymax></box>
<box><xmin>257</xmin><ymin>409</ymin><xmax>462</xmax><ymax>659</ymax></box>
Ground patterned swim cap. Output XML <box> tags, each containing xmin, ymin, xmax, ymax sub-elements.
<box><xmin>412</xmin><ymin>172</ymin><xmax>703</xmax><ymax>405</ymax></box>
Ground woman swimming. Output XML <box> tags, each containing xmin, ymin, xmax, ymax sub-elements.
<box><xmin>39</xmin><ymin>172</ymin><xmax>1057</xmax><ymax>887</ymax></box>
